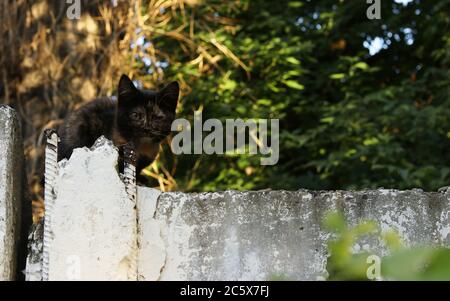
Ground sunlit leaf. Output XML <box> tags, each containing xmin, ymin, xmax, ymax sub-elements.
<box><xmin>286</xmin><ymin>57</ymin><xmax>301</xmax><ymax>65</ymax></box>
<box><xmin>330</xmin><ymin>73</ymin><xmax>345</xmax><ymax>79</ymax></box>
<box><xmin>283</xmin><ymin>80</ymin><xmax>304</xmax><ymax>90</ymax></box>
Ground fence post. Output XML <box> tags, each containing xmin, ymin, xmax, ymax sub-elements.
<box><xmin>0</xmin><ymin>105</ymin><xmax>28</xmax><ymax>280</ymax></box>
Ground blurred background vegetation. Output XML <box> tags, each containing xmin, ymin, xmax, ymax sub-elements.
<box><xmin>324</xmin><ymin>212</ymin><xmax>450</xmax><ymax>280</ymax></box>
<box><xmin>0</xmin><ymin>0</ymin><xmax>449</xmax><ymax>220</ymax></box>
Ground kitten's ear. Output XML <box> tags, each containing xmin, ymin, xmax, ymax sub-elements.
<box><xmin>158</xmin><ymin>81</ymin><xmax>179</xmax><ymax>112</ymax></box>
<box><xmin>118</xmin><ymin>74</ymin><xmax>137</xmax><ymax>101</ymax></box>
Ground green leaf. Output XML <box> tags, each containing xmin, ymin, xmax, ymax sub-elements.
<box><xmin>221</xmin><ymin>79</ymin><xmax>237</xmax><ymax>91</ymax></box>
<box><xmin>353</xmin><ymin>62</ymin><xmax>369</xmax><ymax>70</ymax></box>
<box><xmin>330</xmin><ymin>73</ymin><xmax>345</xmax><ymax>79</ymax></box>
<box><xmin>257</xmin><ymin>99</ymin><xmax>272</xmax><ymax>106</ymax></box>
<box><xmin>363</xmin><ymin>137</ymin><xmax>379</xmax><ymax>146</ymax></box>
<box><xmin>323</xmin><ymin>211</ymin><xmax>347</xmax><ymax>233</ymax></box>
<box><xmin>268</xmin><ymin>83</ymin><xmax>281</xmax><ymax>92</ymax></box>
<box><xmin>284</xmin><ymin>80</ymin><xmax>304</xmax><ymax>90</ymax></box>
<box><xmin>420</xmin><ymin>249</ymin><xmax>450</xmax><ymax>280</ymax></box>
<box><xmin>382</xmin><ymin>230</ymin><xmax>403</xmax><ymax>251</ymax></box>
<box><xmin>382</xmin><ymin>248</ymin><xmax>437</xmax><ymax>280</ymax></box>
<box><xmin>286</xmin><ymin>57</ymin><xmax>301</xmax><ymax>65</ymax></box>
<box><xmin>321</xmin><ymin>116</ymin><xmax>334</xmax><ymax>124</ymax></box>
<box><xmin>288</xmin><ymin>1</ymin><xmax>304</xmax><ymax>8</ymax></box>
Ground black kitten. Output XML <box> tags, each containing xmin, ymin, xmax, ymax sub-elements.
<box><xmin>58</xmin><ymin>74</ymin><xmax>179</xmax><ymax>179</ymax></box>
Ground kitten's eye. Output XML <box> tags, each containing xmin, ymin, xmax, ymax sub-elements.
<box><xmin>130</xmin><ymin>112</ymin><xmax>141</xmax><ymax>121</ymax></box>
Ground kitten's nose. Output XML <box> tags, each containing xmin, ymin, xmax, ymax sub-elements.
<box><xmin>154</xmin><ymin>110</ymin><xmax>165</xmax><ymax>119</ymax></box>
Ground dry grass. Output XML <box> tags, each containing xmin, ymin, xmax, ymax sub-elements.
<box><xmin>0</xmin><ymin>0</ymin><xmax>246</xmax><ymax>221</ymax></box>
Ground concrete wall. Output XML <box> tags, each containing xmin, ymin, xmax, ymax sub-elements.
<box><xmin>0</xmin><ymin>105</ymin><xmax>27</xmax><ymax>280</ymax></box>
<box><xmin>24</xmin><ymin>137</ymin><xmax>450</xmax><ymax>281</ymax></box>
<box><xmin>143</xmin><ymin>188</ymin><xmax>450</xmax><ymax>280</ymax></box>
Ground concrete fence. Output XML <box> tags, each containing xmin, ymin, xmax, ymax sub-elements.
<box><xmin>0</xmin><ymin>106</ymin><xmax>449</xmax><ymax>280</ymax></box>
<box><xmin>26</xmin><ymin>138</ymin><xmax>450</xmax><ymax>281</ymax></box>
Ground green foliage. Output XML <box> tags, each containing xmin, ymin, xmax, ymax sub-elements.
<box><xmin>382</xmin><ymin>248</ymin><xmax>450</xmax><ymax>281</ymax></box>
<box><xmin>324</xmin><ymin>212</ymin><xmax>378</xmax><ymax>280</ymax></box>
<box><xmin>323</xmin><ymin>212</ymin><xmax>450</xmax><ymax>281</ymax></box>
<box><xmin>148</xmin><ymin>0</ymin><xmax>450</xmax><ymax>191</ymax></box>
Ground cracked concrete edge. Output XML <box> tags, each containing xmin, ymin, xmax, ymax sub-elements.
<box><xmin>48</xmin><ymin>137</ymin><xmax>136</xmax><ymax>280</ymax></box>
<box><xmin>136</xmin><ymin>187</ymin><xmax>165</xmax><ymax>280</ymax></box>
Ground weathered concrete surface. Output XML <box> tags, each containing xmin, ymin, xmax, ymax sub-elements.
<box><xmin>142</xmin><ymin>189</ymin><xmax>450</xmax><ymax>281</ymax></box>
<box><xmin>136</xmin><ymin>187</ymin><xmax>164</xmax><ymax>281</ymax></box>
<box><xmin>47</xmin><ymin>137</ymin><xmax>136</xmax><ymax>280</ymax></box>
<box><xmin>28</xmin><ymin>138</ymin><xmax>450</xmax><ymax>281</ymax></box>
<box><xmin>0</xmin><ymin>105</ymin><xmax>27</xmax><ymax>280</ymax></box>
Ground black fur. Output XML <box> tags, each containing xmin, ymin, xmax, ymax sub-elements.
<box><xmin>57</xmin><ymin>74</ymin><xmax>179</xmax><ymax>179</ymax></box>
